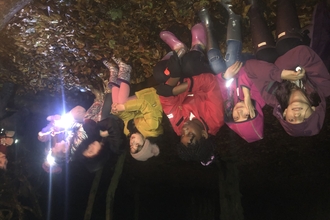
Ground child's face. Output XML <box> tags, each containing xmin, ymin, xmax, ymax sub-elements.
<box><xmin>232</xmin><ymin>102</ymin><xmax>250</xmax><ymax>122</ymax></box>
<box><xmin>180</xmin><ymin>119</ymin><xmax>207</xmax><ymax>147</ymax></box>
<box><xmin>83</xmin><ymin>141</ymin><xmax>102</xmax><ymax>158</ymax></box>
<box><xmin>283</xmin><ymin>89</ymin><xmax>315</xmax><ymax>124</ymax></box>
<box><xmin>130</xmin><ymin>133</ymin><xmax>145</xmax><ymax>154</ymax></box>
<box><xmin>0</xmin><ymin>152</ymin><xmax>8</xmax><ymax>170</ymax></box>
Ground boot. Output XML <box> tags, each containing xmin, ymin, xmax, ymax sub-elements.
<box><xmin>221</xmin><ymin>2</ymin><xmax>243</xmax><ymax>67</ymax></box>
<box><xmin>247</xmin><ymin>3</ymin><xmax>278</xmax><ymax>62</ymax></box>
<box><xmin>275</xmin><ymin>0</ymin><xmax>303</xmax><ymax>55</ymax></box>
<box><xmin>103</xmin><ymin>59</ymin><xmax>119</xmax><ymax>88</ymax></box>
<box><xmin>112</xmin><ymin>57</ymin><xmax>131</xmax><ymax>85</ymax></box>
<box><xmin>198</xmin><ymin>8</ymin><xmax>220</xmax><ymax>52</ymax></box>
<box><xmin>276</xmin><ymin>0</ymin><xmax>301</xmax><ymax>41</ymax></box>
<box><xmin>199</xmin><ymin>8</ymin><xmax>226</xmax><ymax>74</ymax></box>
<box><xmin>190</xmin><ymin>23</ymin><xmax>207</xmax><ymax>52</ymax></box>
<box><xmin>222</xmin><ymin>5</ymin><xmax>242</xmax><ymax>43</ymax></box>
<box><xmin>160</xmin><ymin>31</ymin><xmax>188</xmax><ymax>58</ymax></box>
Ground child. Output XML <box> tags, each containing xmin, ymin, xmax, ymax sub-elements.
<box><xmin>103</xmin><ymin>57</ymin><xmax>163</xmax><ymax>161</ymax></box>
<box><xmin>244</xmin><ymin>0</ymin><xmax>330</xmax><ymax>136</ymax></box>
<box><xmin>153</xmin><ymin>23</ymin><xmax>225</xmax><ymax>165</ymax></box>
<box><xmin>199</xmin><ymin>6</ymin><xmax>266</xmax><ymax>143</ymax></box>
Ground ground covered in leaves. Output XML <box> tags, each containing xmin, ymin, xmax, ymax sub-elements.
<box><xmin>1</xmin><ymin>0</ymin><xmax>330</xmax><ymax>219</ymax></box>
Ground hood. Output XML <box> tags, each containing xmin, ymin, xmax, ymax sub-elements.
<box><xmin>226</xmin><ymin>102</ymin><xmax>264</xmax><ymax>143</ymax></box>
<box><xmin>226</xmin><ymin>111</ymin><xmax>264</xmax><ymax>143</ymax></box>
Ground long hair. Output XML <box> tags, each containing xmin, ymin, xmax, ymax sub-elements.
<box><xmin>177</xmin><ymin>136</ymin><xmax>216</xmax><ymax>163</ymax></box>
<box><xmin>275</xmin><ymin>80</ymin><xmax>320</xmax><ymax>114</ymax></box>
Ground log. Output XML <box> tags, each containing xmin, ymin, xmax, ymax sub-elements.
<box><xmin>0</xmin><ymin>0</ymin><xmax>32</xmax><ymax>31</ymax></box>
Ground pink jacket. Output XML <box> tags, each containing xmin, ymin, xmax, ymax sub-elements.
<box><xmin>217</xmin><ymin>68</ymin><xmax>266</xmax><ymax>143</ymax></box>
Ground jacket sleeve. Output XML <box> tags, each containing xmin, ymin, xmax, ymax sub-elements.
<box><xmin>275</xmin><ymin>45</ymin><xmax>330</xmax><ymax>97</ymax></box>
<box><xmin>244</xmin><ymin>61</ymin><xmax>282</xmax><ymax>107</ymax></box>
<box><xmin>98</xmin><ymin>115</ymin><xmax>126</xmax><ymax>154</ymax></box>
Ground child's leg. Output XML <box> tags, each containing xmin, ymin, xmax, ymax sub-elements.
<box><xmin>112</xmin><ymin>57</ymin><xmax>132</xmax><ymax>104</ymax></box>
<box><xmin>117</xmin><ymin>82</ymin><xmax>130</xmax><ymax>104</ymax></box>
<box><xmin>112</xmin><ymin>85</ymin><xmax>120</xmax><ymax>104</ymax></box>
<box><xmin>199</xmin><ymin>8</ymin><xmax>227</xmax><ymax>74</ymax></box>
<box><xmin>216</xmin><ymin>2</ymin><xmax>242</xmax><ymax>68</ymax></box>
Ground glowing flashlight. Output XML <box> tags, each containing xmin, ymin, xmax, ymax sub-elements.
<box><xmin>226</xmin><ymin>78</ymin><xmax>234</xmax><ymax>88</ymax></box>
<box><xmin>295</xmin><ymin>66</ymin><xmax>302</xmax><ymax>72</ymax></box>
<box><xmin>54</xmin><ymin>112</ymin><xmax>74</xmax><ymax>129</ymax></box>
<box><xmin>46</xmin><ymin>150</ymin><xmax>56</xmax><ymax>166</ymax></box>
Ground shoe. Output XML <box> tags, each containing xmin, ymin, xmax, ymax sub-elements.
<box><xmin>199</xmin><ymin>8</ymin><xmax>213</xmax><ymax>28</ymax></box>
<box><xmin>112</xmin><ymin>57</ymin><xmax>131</xmax><ymax>84</ymax></box>
<box><xmin>159</xmin><ymin>31</ymin><xmax>188</xmax><ymax>58</ymax></box>
<box><xmin>103</xmin><ymin>59</ymin><xmax>119</xmax><ymax>87</ymax></box>
<box><xmin>190</xmin><ymin>23</ymin><xmax>207</xmax><ymax>51</ymax></box>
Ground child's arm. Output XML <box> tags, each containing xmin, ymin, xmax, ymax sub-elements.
<box><xmin>242</xmin><ymin>86</ymin><xmax>255</xmax><ymax>119</ymax></box>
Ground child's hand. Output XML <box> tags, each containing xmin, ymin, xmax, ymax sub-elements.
<box><xmin>244</xmin><ymin>97</ymin><xmax>255</xmax><ymax>119</ymax></box>
<box><xmin>111</xmin><ymin>103</ymin><xmax>125</xmax><ymax>113</ymax></box>
<box><xmin>223</xmin><ymin>61</ymin><xmax>242</xmax><ymax>79</ymax></box>
<box><xmin>281</xmin><ymin>67</ymin><xmax>305</xmax><ymax>81</ymax></box>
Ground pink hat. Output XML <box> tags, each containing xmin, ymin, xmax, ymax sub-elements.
<box><xmin>130</xmin><ymin>139</ymin><xmax>160</xmax><ymax>161</ymax></box>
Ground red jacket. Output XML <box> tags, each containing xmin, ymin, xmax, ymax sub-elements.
<box><xmin>159</xmin><ymin>73</ymin><xmax>224</xmax><ymax>136</ymax></box>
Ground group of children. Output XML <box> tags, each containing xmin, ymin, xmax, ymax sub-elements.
<box><xmin>34</xmin><ymin>0</ymin><xmax>330</xmax><ymax>173</ymax></box>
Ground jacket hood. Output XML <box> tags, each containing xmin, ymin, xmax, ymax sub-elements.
<box><xmin>226</xmin><ymin>101</ymin><xmax>264</xmax><ymax>143</ymax></box>
<box><xmin>274</xmin><ymin>102</ymin><xmax>325</xmax><ymax>136</ymax></box>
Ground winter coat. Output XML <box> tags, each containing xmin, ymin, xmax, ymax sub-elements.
<box><xmin>115</xmin><ymin>87</ymin><xmax>163</xmax><ymax>138</ymax></box>
<box><xmin>160</xmin><ymin>73</ymin><xmax>224</xmax><ymax>136</ymax></box>
<box><xmin>245</xmin><ymin>45</ymin><xmax>330</xmax><ymax>136</ymax></box>
<box><xmin>216</xmin><ymin>67</ymin><xmax>266</xmax><ymax>143</ymax></box>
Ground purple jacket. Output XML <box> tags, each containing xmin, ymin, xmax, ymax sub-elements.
<box><xmin>216</xmin><ymin>68</ymin><xmax>266</xmax><ymax>143</ymax></box>
<box><xmin>245</xmin><ymin>45</ymin><xmax>330</xmax><ymax>136</ymax></box>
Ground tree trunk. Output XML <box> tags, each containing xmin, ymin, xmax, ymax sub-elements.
<box><xmin>0</xmin><ymin>0</ymin><xmax>32</xmax><ymax>31</ymax></box>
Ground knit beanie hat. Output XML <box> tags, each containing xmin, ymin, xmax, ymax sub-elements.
<box><xmin>130</xmin><ymin>139</ymin><xmax>159</xmax><ymax>161</ymax></box>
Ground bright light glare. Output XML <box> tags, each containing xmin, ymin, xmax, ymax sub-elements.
<box><xmin>46</xmin><ymin>151</ymin><xmax>56</xmax><ymax>166</ymax></box>
<box><xmin>54</xmin><ymin>112</ymin><xmax>74</xmax><ymax>129</ymax></box>
<box><xmin>15</xmin><ymin>139</ymin><xmax>18</xmax><ymax>143</ymax></box>
<box><xmin>226</xmin><ymin>78</ymin><xmax>234</xmax><ymax>88</ymax></box>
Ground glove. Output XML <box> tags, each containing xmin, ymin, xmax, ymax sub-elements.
<box><xmin>156</xmin><ymin>84</ymin><xmax>174</xmax><ymax>97</ymax></box>
<box><xmin>166</xmin><ymin>51</ymin><xmax>182</xmax><ymax>78</ymax></box>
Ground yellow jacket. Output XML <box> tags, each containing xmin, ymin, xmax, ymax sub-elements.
<box><xmin>116</xmin><ymin>87</ymin><xmax>163</xmax><ymax>138</ymax></box>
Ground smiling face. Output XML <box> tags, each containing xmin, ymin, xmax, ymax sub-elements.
<box><xmin>130</xmin><ymin>133</ymin><xmax>145</xmax><ymax>154</ymax></box>
<box><xmin>283</xmin><ymin>89</ymin><xmax>315</xmax><ymax>124</ymax></box>
<box><xmin>232</xmin><ymin>102</ymin><xmax>250</xmax><ymax>122</ymax></box>
<box><xmin>180</xmin><ymin>119</ymin><xmax>208</xmax><ymax>147</ymax></box>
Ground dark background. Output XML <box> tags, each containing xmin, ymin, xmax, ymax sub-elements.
<box><xmin>1</xmin><ymin>0</ymin><xmax>330</xmax><ymax>219</ymax></box>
